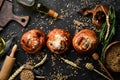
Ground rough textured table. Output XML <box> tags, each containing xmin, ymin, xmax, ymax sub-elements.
<box><xmin>0</xmin><ymin>0</ymin><xmax>120</xmax><ymax>80</ymax></box>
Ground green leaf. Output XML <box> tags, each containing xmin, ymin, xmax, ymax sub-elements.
<box><xmin>99</xmin><ymin>22</ymin><xmax>107</xmax><ymax>42</ymax></box>
<box><xmin>100</xmin><ymin>6</ymin><xmax>116</xmax><ymax>63</ymax></box>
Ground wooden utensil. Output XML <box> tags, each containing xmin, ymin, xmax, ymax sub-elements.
<box><xmin>85</xmin><ymin>63</ymin><xmax>111</xmax><ymax>80</ymax></box>
<box><xmin>0</xmin><ymin>1</ymin><xmax>29</xmax><ymax>30</ymax></box>
<box><xmin>0</xmin><ymin>44</ymin><xmax>17</xmax><ymax>80</ymax></box>
<box><xmin>92</xmin><ymin>53</ymin><xmax>114</xmax><ymax>80</ymax></box>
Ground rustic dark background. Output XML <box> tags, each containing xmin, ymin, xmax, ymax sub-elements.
<box><xmin>0</xmin><ymin>0</ymin><xmax>120</xmax><ymax>80</ymax></box>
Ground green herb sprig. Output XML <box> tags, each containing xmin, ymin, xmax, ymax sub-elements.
<box><xmin>99</xmin><ymin>6</ymin><xmax>116</xmax><ymax>63</ymax></box>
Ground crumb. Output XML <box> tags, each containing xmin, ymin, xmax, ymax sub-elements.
<box><xmin>75</xmin><ymin>58</ymin><xmax>82</xmax><ymax>65</ymax></box>
<box><xmin>51</xmin><ymin>73</ymin><xmax>68</xmax><ymax>80</ymax></box>
<box><xmin>51</xmin><ymin>55</ymin><xmax>56</xmax><ymax>66</ymax></box>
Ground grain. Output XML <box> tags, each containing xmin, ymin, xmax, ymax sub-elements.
<box><xmin>61</xmin><ymin>58</ymin><xmax>80</xmax><ymax>69</ymax></box>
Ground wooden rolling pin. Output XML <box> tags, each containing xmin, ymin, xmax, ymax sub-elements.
<box><xmin>0</xmin><ymin>44</ymin><xmax>17</xmax><ymax>80</ymax></box>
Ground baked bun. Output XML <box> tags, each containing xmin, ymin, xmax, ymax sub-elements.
<box><xmin>72</xmin><ymin>29</ymin><xmax>98</xmax><ymax>54</ymax></box>
<box><xmin>46</xmin><ymin>28</ymin><xmax>71</xmax><ymax>54</ymax></box>
<box><xmin>20</xmin><ymin>29</ymin><xmax>45</xmax><ymax>54</ymax></box>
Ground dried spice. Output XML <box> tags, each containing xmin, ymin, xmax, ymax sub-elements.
<box><xmin>61</xmin><ymin>58</ymin><xmax>80</xmax><ymax>69</ymax></box>
<box><xmin>20</xmin><ymin>69</ymin><xmax>35</xmax><ymax>80</ymax></box>
<box><xmin>34</xmin><ymin>54</ymin><xmax>47</xmax><ymax>68</ymax></box>
<box><xmin>8</xmin><ymin>65</ymin><xmax>25</xmax><ymax>80</ymax></box>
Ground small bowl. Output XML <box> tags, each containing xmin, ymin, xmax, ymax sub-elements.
<box><xmin>104</xmin><ymin>41</ymin><xmax>120</xmax><ymax>72</ymax></box>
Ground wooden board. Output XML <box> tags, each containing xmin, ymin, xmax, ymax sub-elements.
<box><xmin>0</xmin><ymin>1</ymin><xmax>29</xmax><ymax>30</ymax></box>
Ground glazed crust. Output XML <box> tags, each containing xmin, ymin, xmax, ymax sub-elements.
<box><xmin>46</xmin><ymin>28</ymin><xmax>71</xmax><ymax>54</ymax></box>
<box><xmin>20</xmin><ymin>29</ymin><xmax>45</xmax><ymax>54</ymax></box>
<box><xmin>72</xmin><ymin>29</ymin><xmax>98</xmax><ymax>54</ymax></box>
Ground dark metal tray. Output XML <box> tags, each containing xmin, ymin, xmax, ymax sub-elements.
<box><xmin>0</xmin><ymin>0</ymin><xmax>120</xmax><ymax>80</ymax></box>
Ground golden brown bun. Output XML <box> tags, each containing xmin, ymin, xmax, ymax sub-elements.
<box><xmin>72</xmin><ymin>29</ymin><xmax>98</xmax><ymax>54</ymax></box>
<box><xmin>46</xmin><ymin>28</ymin><xmax>71</xmax><ymax>54</ymax></box>
<box><xmin>20</xmin><ymin>29</ymin><xmax>45</xmax><ymax>54</ymax></box>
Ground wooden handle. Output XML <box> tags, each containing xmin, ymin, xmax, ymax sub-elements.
<box><xmin>10</xmin><ymin>44</ymin><xmax>18</xmax><ymax>57</ymax></box>
<box><xmin>92</xmin><ymin>53</ymin><xmax>114</xmax><ymax>80</ymax></box>
<box><xmin>85</xmin><ymin>63</ymin><xmax>111</xmax><ymax>80</ymax></box>
<box><xmin>92</xmin><ymin>53</ymin><xmax>99</xmax><ymax>61</ymax></box>
<box><xmin>98</xmin><ymin>60</ymin><xmax>114</xmax><ymax>80</ymax></box>
<box><xmin>93</xmin><ymin>69</ymin><xmax>111</xmax><ymax>80</ymax></box>
<box><xmin>12</xmin><ymin>15</ymin><xmax>29</xmax><ymax>27</ymax></box>
<box><xmin>0</xmin><ymin>56</ymin><xmax>16</xmax><ymax>80</ymax></box>
<box><xmin>0</xmin><ymin>44</ymin><xmax>18</xmax><ymax>80</ymax></box>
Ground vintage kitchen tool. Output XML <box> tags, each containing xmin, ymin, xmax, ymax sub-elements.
<box><xmin>0</xmin><ymin>0</ymin><xmax>29</xmax><ymax>31</ymax></box>
<box><xmin>0</xmin><ymin>44</ymin><xmax>17</xmax><ymax>80</ymax></box>
<box><xmin>85</xmin><ymin>63</ymin><xmax>111</xmax><ymax>80</ymax></box>
<box><xmin>92</xmin><ymin>53</ymin><xmax>114</xmax><ymax>80</ymax></box>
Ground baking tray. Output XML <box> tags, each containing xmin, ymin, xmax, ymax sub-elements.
<box><xmin>0</xmin><ymin>0</ymin><xmax>120</xmax><ymax>80</ymax></box>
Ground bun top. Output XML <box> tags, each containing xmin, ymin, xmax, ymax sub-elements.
<box><xmin>72</xmin><ymin>29</ymin><xmax>98</xmax><ymax>54</ymax></box>
<box><xmin>20</xmin><ymin>29</ymin><xmax>45</xmax><ymax>54</ymax></box>
<box><xmin>46</xmin><ymin>28</ymin><xmax>71</xmax><ymax>54</ymax></box>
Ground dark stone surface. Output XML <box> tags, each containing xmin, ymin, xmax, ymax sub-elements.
<box><xmin>0</xmin><ymin>0</ymin><xmax>120</xmax><ymax>80</ymax></box>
